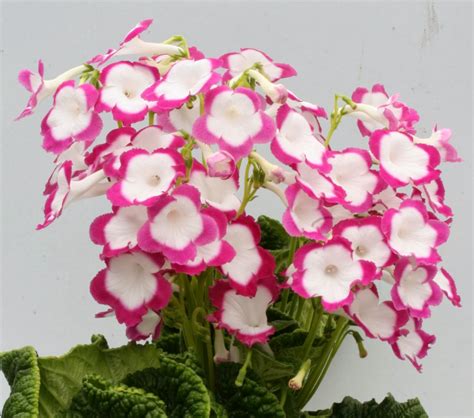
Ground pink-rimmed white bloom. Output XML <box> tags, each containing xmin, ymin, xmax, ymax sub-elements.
<box><xmin>157</xmin><ymin>103</ymin><xmax>200</xmax><ymax>134</ymax></box>
<box><xmin>291</xmin><ymin>237</ymin><xmax>377</xmax><ymax>311</ymax></box>
<box><xmin>413</xmin><ymin>127</ymin><xmax>461</xmax><ymax>163</ymax></box>
<box><xmin>96</xmin><ymin>61</ymin><xmax>159</xmax><ymax>124</ymax></box>
<box><xmin>41</xmin><ymin>81</ymin><xmax>102</xmax><ymax>154</ymax></box>
<box><xmin>89</xmin><ymin>19</ymin><xmax>183</xmax><ymax>66</ymax></box>
<box><xmin>106</xmin><ymin>148</ymin><xmax>184</xmax><ymax>207</ymax></box>
<box><xmin>220</xmin><ymin>48</ymin><xmax>296</xmax><ymax>82</ymax></box>
<box><xmin>282</xmin><ymin>184</ymin><xmax>332</xmax><ymax>240</ymax></box>
<box><xmin>333</xmin><ymin>216</ymin><xmax>396</xmax><ymax>269</ymax></box>
<box><xmin>138</xmin><ymin>184</ymin><xmax>221</xmax><ymax>264</ymax></box>
<box><xmin>271</xmin><ymin>105</ymin><xmax>328</xmax><ymax>170</ymax></box>
<box><xmin>391</xmin><ymin>259</ymin><xmax>442</xmax><ymax>318</ymax></box>
<box><xmin>381</xmin><ymin>199</ymin><xmax>449</xmax><ymax>264</ymax></box>
<box><xmin>206</xmin><ymin>150</ymin><xmax>236</xmax><ymax>179</ymax></box>
<box><xmin>327</xmin><ymin>148</ymin><xmax>381</xmax><ymax>212</ymax></box>
<box><xmin>38</xmin><ymin>163</ymin><xmax>107</xmax><ymax>229</ymax></box>
<box><xmin>142</xmin><ymin>59</ymin><xmax>221</xmax><ymax>110</ymax></box>
<box><xmin>346</xmin><ymin>287</ymin><xmax>408</xmax><ymax>342</ymax></box>
<box><xmin>90</xmin><ymin>251</ymin><xmax>172</xmax><ymax>326</ymax></box>
<box><xmin>16</xmin><ymin>61</ymin><xmax>86</xmax><ymax>120</ymax></box>
<box><xmin>390</xmin><ymin>318</ymin><xmax>436</xmax><ymax>372</ymax></box>
<box><xmin>192</xmin><ymin>86</ymin><xmax>276</xmax><ymax>159</ymax></box>
<box><xmin>126</xmin><ymin>309</ymin><xmax>162</xmax><ymax>341</ymax></box>
<box><xmin>209</xmin><ymin>277</ymin><xmax>279</xmax><ymax>346</ymax></box>
<box><xmin>131</xmin><ymin>125</ymin><xmax>185</xmax><ymax>151</ymax></box>
<box><xmin>372</xmin><ymin>185</ymin><xmax>403</xmax><ymax>211</ymax></box>
<box><xmin>433</xmin><ymin>268</ymin><xmax>461</xmax><ymax>307</ymax></box>
<box><xmin>188</xmin><ymin>161</ymin><xmax>241</xmax><ymax>215</ymax></box>
<box><xmin>369</xmin><ymin>130</ymin><xmax>440</xmax><ymax>188</ymax></box>
<box><xmin>90</xmin><ymin>206</ymin><xmax>148</xmax><ymax>258</ymax></box>
<box><xmin>286</xmin><ymin>90</ymin><xmax>327</xmax><ymax>132</ymax></box>
<box><xmin>295</xmin><ymin>162</ymin><xmax>341</xmax><ymax>203</ymax></box>
<box><xmin>351</xmin><ymin>84</ymin><xmax>419</xmax><ymax>136</ymax></box>
<box><xmin>220</xmin><ymin>215</ymin><xmax>275</xmax><ymax>296</ymax></box>
<box><xmin>172</xmin><ymin>207</ymin><xmax>235</xmax><ymax>275</ymax></box>
<box><xmin>418</xmin><ymin>178</ymin><xmax>453</xmax><ymax>218</ymax></box>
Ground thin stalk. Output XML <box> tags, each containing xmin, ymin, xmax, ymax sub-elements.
<box><xmin>300</xmin><ymin>299</ymin><xmax>322</xmax><ymax>360</ymax></box>
<box><xmin>236</xmin><ymin>158</ymin><xmax>253</xmax><ymax>217</ymax></box>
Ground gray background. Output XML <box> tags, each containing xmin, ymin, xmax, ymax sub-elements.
<box><xmin>1</xmin><ymin>1</ymin><xmax>472</xmax><ymax>416</ymax></box>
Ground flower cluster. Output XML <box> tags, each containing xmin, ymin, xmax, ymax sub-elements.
<box><xmin>19</xmin><ymin>19</ymin><xmax>461</xmax><ymax>373</ymax></box>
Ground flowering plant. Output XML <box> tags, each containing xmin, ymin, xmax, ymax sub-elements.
<box><xmin>1</xmin><ymin>19</ymin><xmax>461</xmax><ymax>417</ymax></box>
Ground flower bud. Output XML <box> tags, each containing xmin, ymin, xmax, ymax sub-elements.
<box><xmin>206</xmin><ymin>151</ymin><xmax>236</xmax><ymax>179</ymax></box>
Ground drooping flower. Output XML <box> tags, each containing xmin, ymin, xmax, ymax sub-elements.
<box><xmin>391</xmin><ymin>259</ymin><xmax>442</xmax><ymax>318</ymax></box>
<box><xmin>418</xmin><ymin>178</ymin><xmax>453</xmax><ymax>218</ymax></box>
<box><xmin>90</xmin><ymin>251</ymin><xmax>172</xmax><ymax>326</ymax></box>
<box><xmin>209</xmin><ymin>277</ymin><xmax>279</xmax><ymax>346</ymax></box>
<box><xmin>206</xmin><ymin>151</ymin><xmax>236</xmax><ymax>179</ymax></box>
<box><xmin>188</xmin><ymin>161</ymin><xmax>241</xmax><ymax>215</ymax></box>
<box><xmin>192</xmin><ymin>86</ymin><xmax>276</xmax><ymax>159</ymax></box>
<box><xmin>390</xmin><ymin>318</ymin><xmax>436</xmax><ymax>372</ymax></box>
<box><xmin>16</xmin><ymin>60</ymin><xmax>86</xmax><ymax>120</ymax></box>
<box><xmin>369</xmin><ymin>130</ymin><xmax>440</xmax><ymax>188</ymax></box>
<box><xmin>413</xmin><ymin>127</ymin><xmax>461</xmax><ymax>163</ymax></box>
<box><xmin>220</xmin><ymin>48</ymin><xmax>296</xmax><ymax>82</ymax></box>
<box><xmin>346</xmin><ymin>287</ymin><xmax>408</xmax><ymax>342</ymax></box>
<box><xmin>89</xmin><ymin>19</ymin><xmax>183</xmax><ymax>66</ymax></box>
<box><xmin>220</xmin><ymin>215</ymin><xmax>275</xmax><ymax>296</ymax></box>
<box><xmin>90</xmin><ymin>205</ymin><xmax>148</xmax><ymax>257</ymax></box>
<box><xmin>291</xmin><ymin>237</ymin><xmax>377</xmax><ymax>311</ymax></box>
<box><xmin>333</xmin><ymin>216</ymin><xmax>396</xmax><ymax>269</ymax></box>
<box><xmin>327</xmin><ymin>148</ymin><xmax>381</xmax><ymax>212</ymax></box>
<box><xmin>126</xmin><ymin>309</ymin><xmax>162</xmax><ymax>341</ymax></box>
<box><xmin>41</xmin><ymin>81</ymin><xmax>102</xmax><ymax>154</ymax></box>
<box><xmin>282</xmin><ymin>184</ymin><xmax>332</xmax><ymax>240</ymax></box>
<box><xmin>433</xmin><ymin>268</ymin><xmax>461</xmax><ymax>307</ymax></box>
<box><xmin>106</xmin><ymin>148</ymin><xmax>184</xmax><ymax>207</ymax></box>
<box><xmin>271</xmin><ymin>105</ymin><xmax>329</xmax><ymax>170</ymax></box>
<box><xmin>142</xmin><ymin>59</ymin><xmax>221</xmax><ymax>110</ymax></box>
<box><xmin>138</xmin><ymin>184</ymin><xmax>222</xmax><ymax>264</ymax></box>
<box><xmin>96</xmin><ymin>61</ymin><xmax>159</xmax><ymax>124</ymax></box>
<box><xmin>381</xmin><ymin>199</ymin><xmax>449</xmax><ymax>264</ymax></box>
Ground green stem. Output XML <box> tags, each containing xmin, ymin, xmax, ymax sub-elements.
<box><xmin>300</xmin><ymin>299</ymin><xmax>322</xmax><ymax>360</ymax></box>
<box><xmin>280</xmin><ymin>289</ymin><xmax>290</xmax><ymax>312</ymax></box>
<box><xmin>295</xmin><ymin>298</ymin><xmax>306</xmax><ymax>323</ymax></box>
<box><xmin>279</xmin><ymin>385</ymin><xmax>288</xmax><ymax>407</ymax></box>
<box><xmin>236</xmin><ymin>158</ymin><xmax>253</xmax><ymax>217</ymax></box>
<box><xmin>148</xmin><ymin>111</ymin><xmax>155</xmax><ymax>125</ymax></box>
<box><xmin>117</xmin><ymin>120</ymin><xmax>123</xmax><ymax>128</ymax></box>
<box><xmin>235</xmin><ymin>349</ymin><xmax>253</xmax><ymax>387</ymax></box>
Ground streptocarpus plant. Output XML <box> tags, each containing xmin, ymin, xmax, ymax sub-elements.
<box><xmin>2</xmin><ymin>18</ymin><xmax>461</xmax><ymax>417</ymax></box>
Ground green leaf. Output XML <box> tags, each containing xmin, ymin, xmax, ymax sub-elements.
<box><xmin>123</xmin><ymin>355</ymin><xmax>211</xmax><ymax>418</ymax></box>
<box><xmin>257</xmin><ymin>215</ymin><xmax>290</xmax><ymax>251</ymax></box>
<box><xmin>0</xmin><ymin>346</ymin><xmax>40</xmax><ymax>418</ymax></box>
<box><xmin>60</xmin><ymin>374</ymin><xmax>167</xmax><ymax>418</ymax></box>
<box><xmin>215</xmin><ymin>363</ymin><xmax>285</xmax><ymax>418</ymax></box>
<box><xmin>267</xmin><ymin>308</ymin><xmax>299</xmax><ymax>336</ymax></box>
<box><xmin>155</xmin><ymin>332</ymin><xmax>182</xmax><ymax>354</ymax></box>
<box><xmin>251</xmin><ymin>346</ymin><xmax>294</xmax><ymax>382</ymax></box>
<box><xmin>303</xmin><ymin>393</ymin><xmax>428</xmax><ymax>418</ymax></box>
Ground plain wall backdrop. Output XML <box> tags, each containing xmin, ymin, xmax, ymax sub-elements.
<box><xmin>1</xmin><ymin>1</ymin><xmax>472</xmax><ymax>416</ymax></box>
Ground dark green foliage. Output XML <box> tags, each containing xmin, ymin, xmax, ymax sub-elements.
<box><xmin>257</xmin><ymin>215</ymin><xmax>290</xmax><ymax>250</ymax></box>
<box><xmin>155</xmin><ymin>332</ymin><xmax>182</xmax><ymax>354</ymax></box>
<box><xmin>123</xmin><ymin>356</ymin><xmax>211</xmax><ymax>418</ymax></box>
<box><xmin>303</xmin><ymin>394</ymin><xmax>428</xmax><ymax>418</ymax></box>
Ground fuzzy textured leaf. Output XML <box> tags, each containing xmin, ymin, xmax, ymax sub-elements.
<box><xmin>257</xmin><ymin>215</ymin><xmax>290</xmax><ymax>250</ymax></box>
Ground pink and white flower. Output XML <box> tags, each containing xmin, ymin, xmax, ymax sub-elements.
<box><xmin>346</xmin><ymin>287</ymin><xmax>408</xmax><ymax>342</ymax></box>
<box><xmin>372</xmin><ymin>185</ymin><xmax>403</xmax><ymax>211</ymax></box>
<box><xmin>206</xmin><ymin>151</ymin><xmax>236</xmax><ymax>179</ymax></box>
<box><xmin>126</xmin><ymin>309</ymin><xmax>162</xmax><ymax>341</ymax></box>
<box><xmin>390</xmin><ymin>318</ymin><xmax>436</xmax><ymax>372</ymax></box>
<box><xmin>89</xmin><ymin>19</ymin><xmax>183</xmax><ymax>66</ymax></box>
<box><xmin>41</xmin><ymin>81</ymin><xmax>102</xmax><ymax>154</ymax></box>
<box><xmin>418</xmin><ymin>178</ymin><xmax>453</xmax><ymax>218</ymax></box>
<box><xmin>327</xmin><ymin>148</ymin><xmax>381</xmax><ymax>212</ymax></box>
<box><xmin>220</xmin><ymin>215</ymin><xmax>275</xmax><ymax>296</ymax></box>
<box><xmin>220</xmin><ymin>48</ymin><xmax>296</xmax><ymax>82</ymax></box>
<box><xmin>138</xmin><ymin>185</ymin><xmax>221</xmax><ymax>264</ymax></box>
<box><xmin>286</xmin><ymin>91</ymin><xmax>327</xmax><ymax>132</ymax></box>
<box><xmin>188</xmin><ymin>161</ymin><xmax>241</xmax><ymax>215</ymax></box>
<box><xmin>271</xmin><ymin>105</ymin><xmax>328</xmax><ymax>170</ymax></box>
<box><xmin>16</xmin><ymin>61</ymin><xmax>86</xmax><ymax>120</ymax></box>
<box><xmin>131</xmin><ymin>125</ymin><xmax>185</xmax><ymax>151</ymax></box>
<box><xmin>209</xmin><ymin>277</ymin><xmax>279</xmax><ymax>346</ymax></box>
<box><xmin>295</xmin><ymin>162</ymin><xmax>341</xmax><ymax>203</ymax></box>
<box><xmin>433</xmin><ymin>268</ymin><xmax>461</xmax><ymax>307</ymax></box>
<box><xmin>291</xmin><ymin>237</ymin><xmax>377</xmax><ymax>311</ymax></box>
<box><xmin>381</xmin><ymin>199</ymin><xmax>449</xmax><ymax>264</ymax></box>
<box><xmin>333</xmin><ymin>217</ymin><xmax>396</xmax><ymax>269</ymax></box>
<box><xmin>142</xmin><ymin>59</ymin><xmax>221</xmax><ymax>110</ymax></box>
<box><xmin>157</xmin><ymin>104</ymin><xmax>200</xmax><ymax>134</ymax></box>
<box><xmin>369</xmin><ymin>130</ymin><xmax>440</xmax><ymax>188</ymax></box>
<box><xmin>391</xmin><ymin>259</ymin><xmax>442</xmax><ymax>318</ymax></box>
<box><xmin>192</xmin><ymin>86</ymin><xmax>276</xmax><ymax>159</ymax></box>
<box><xmin>96</xmin><ymin>61</ymin><xmax>159</xmax><ymax>124</ymax></box>
<box><xmin>106</xmin><ymin>148</ymin><xmax>184</xmax><ymax>207</ymax></box>
<box><xmin>282</xmin><ymin>184</ymin><xmax>332</xmax><ymax>240</ymax></box>
<box><xmin>90</xmin><ymin>205</ymin><xmax>148</xmax><ymax>257</ymax></box>
<box><xmin>413</xmin><ymin>127</ymin><xmax>461</xmax><ymax>163</ymax></box>
<box><xmin>90</xmin><ymin>251</ymin><xmax>172</xmax><ymax>326</ymax></box>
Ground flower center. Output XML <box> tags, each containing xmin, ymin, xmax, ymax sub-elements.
<box><xmin>226</xmin><ymin>105</ymin><xmax>240</xmax><ymax>119</ymax></box>
<box><xmin>325</xmin><ymin>264</ymin><xmax>338</xmax><ymax>275</ymax></box>
<box><xmin>148</xmin><ymin>174</ymin><xmax>161</xmax><ymax>187</ymax></box>
<box><xmin>355</xmin><ymin>245</ymin><xmax>367</xmax><ymax>256</ymax></box>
